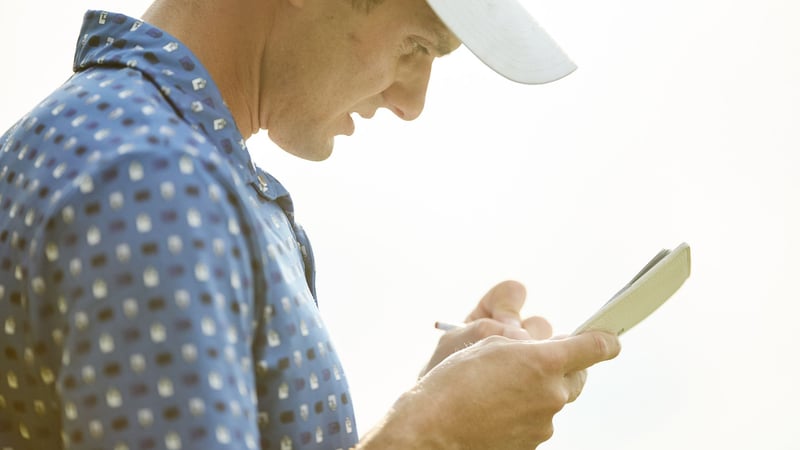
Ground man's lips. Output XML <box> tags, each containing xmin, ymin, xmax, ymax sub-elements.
<box><xmin>338</xmin><ymin>108</ymin><xmax>380</xmax><ymax>137</ymax></box>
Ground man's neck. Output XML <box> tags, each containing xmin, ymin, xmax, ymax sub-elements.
<box><xmin>142</xmin><ymin>0</ymin><xmax>275</xmax><ymax>139</ymax></box>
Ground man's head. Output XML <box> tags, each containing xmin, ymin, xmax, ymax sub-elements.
<box><xmin>145</xmin><ymin>0</ymin><xmax>572</xmax><ymax>161</ymax></box>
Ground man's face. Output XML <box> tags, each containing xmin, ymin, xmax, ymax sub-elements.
<box><xmin>262</xmin><ymin>0</ymin><xmax>460</xmax><ymax>161</ymax></box>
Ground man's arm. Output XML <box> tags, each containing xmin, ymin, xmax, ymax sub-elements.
<box><xmin>32</xmin><ymin>152</ymin><xmax>262</xmax><ymax>449</ymax></box>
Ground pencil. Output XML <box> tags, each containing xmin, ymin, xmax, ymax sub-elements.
<box><xmin>434</xmin><ymin>321</ymin><xmax>463</xmax><ymax>331</ymax></box>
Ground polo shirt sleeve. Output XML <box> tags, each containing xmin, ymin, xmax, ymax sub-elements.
<box><xmin>30</xmin><ymin>150</ymin><xmax>262</xmax><ymax>449</ymax></box>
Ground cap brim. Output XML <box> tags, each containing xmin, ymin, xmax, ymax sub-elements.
<box><xmin>426</xmin><ymin>0</ymin><xmax>577</xmax><ymax>84</ymax></box>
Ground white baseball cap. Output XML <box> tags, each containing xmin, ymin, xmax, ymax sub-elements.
<box><xmin>426</xmin><ymin>0</ymin><xmax>576</xmax><ymax>84</ymax></box>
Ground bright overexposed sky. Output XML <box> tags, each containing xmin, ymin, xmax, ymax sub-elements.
<box><xmin>2</xmin><ymin>1</ymin><xmax>799</xmax><ymax>449</ymax></box>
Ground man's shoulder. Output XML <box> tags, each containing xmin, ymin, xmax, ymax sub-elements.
<box><xmin>0</xmin><ymin>66</ymin><xmax>242</xmax><ymax>218</ymax></box>
<box><xmin>4</xmin><ymin>65</ymin><xmax>221</xmax><ymax>169</ymax></box>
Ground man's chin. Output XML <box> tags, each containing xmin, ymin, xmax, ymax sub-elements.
<box><xmin>268</xmin><ymin>130</ymin><xmax>334</xmax><ymax>162</ymax></box>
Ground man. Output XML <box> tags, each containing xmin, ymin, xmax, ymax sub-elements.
<box><xmin>0</xmin><ymin>0</ymin><xmax>620</xmax><ymax>449</ymax></box>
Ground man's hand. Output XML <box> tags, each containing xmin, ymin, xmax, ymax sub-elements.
<box><xmin>359</xmin><ymin>331</ymin><xmax>621</xmax><ymax>450</ymax></box>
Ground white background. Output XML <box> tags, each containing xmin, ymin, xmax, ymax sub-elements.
<box><xmin>2</xmin><ymin>1</ymin><xmax>799</xmax><ymax>449</ymax></box>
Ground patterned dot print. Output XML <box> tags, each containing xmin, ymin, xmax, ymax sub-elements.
<box><xmin>0</xmin><ymin>10</ymin><xmax>357</xmax><ymax>450</ymax></box>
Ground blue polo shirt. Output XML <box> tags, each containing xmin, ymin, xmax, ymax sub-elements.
<box><xmin>0</xmin><ymin>10</ymin><xmax>357</xmax><ymax>450</ymax></box>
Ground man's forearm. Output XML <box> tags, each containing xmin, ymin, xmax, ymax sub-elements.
<box><xmin>355</xmin><ymin>389</ymin><xmax>455</xmax><ymax>450</ymax></box>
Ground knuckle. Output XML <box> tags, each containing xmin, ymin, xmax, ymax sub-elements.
<box><xmin>471</xmin><ymin>318</ymin><xmax>504</xmax><ymax>338</ymax></box>
<box><xmin>481</xmin><ymin>334</ymin><xmax>509</xmax><ymax>347</ymax></box>
<box><xmin>588</xmin><ymin>332</ymin><xmax>621</xmax><ymax>359</ymax></box>
<box><xmin>591</xmin><ymin>333</ymin><xmax>611</xmax><ymax>355</ymax></box>
<box><xmin>549</xmin><ymin>388</ymin><xmax>569</xmax><ymax>412</ymax></box>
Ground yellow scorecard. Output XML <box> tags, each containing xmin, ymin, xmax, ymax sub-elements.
<box><xmin>572</xmin><ymin>242</ymin><xmax>692</xmax><ymax>336</ymax></box>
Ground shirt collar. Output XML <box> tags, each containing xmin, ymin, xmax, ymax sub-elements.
<box><xmin>72</xmin><ymin>10</ymin><xmax>290</xmax><ymax>201</ymax></box>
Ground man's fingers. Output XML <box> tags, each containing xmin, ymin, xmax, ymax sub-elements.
<box><xmin>455</xmin><ymin>318</ymin><xmax>530</xmax><ymax>342</ymax></box>
<box><xmin>564</xmin><ymin>369</ymin><xmax>588</xmax><ymax>403</ymax></box>
<box><xmin>552</xmin><ymin>331</ymin><xmax>621</xmax><ymax>373</ymax></box>
<box><xmin>522</xmin><ymin>315</ymin><xmax>553</xmax><ymax>340</ymax></box>
<box><xmin>466</xmin><ymin>280</ymin><xmax>527</xmax><ymax>327</ymax></box>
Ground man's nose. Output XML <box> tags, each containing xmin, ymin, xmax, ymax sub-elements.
<box><xmin>382</xmin><ymin>57</ymin><xmax>433</xmax><ymax>121</ymax></box>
